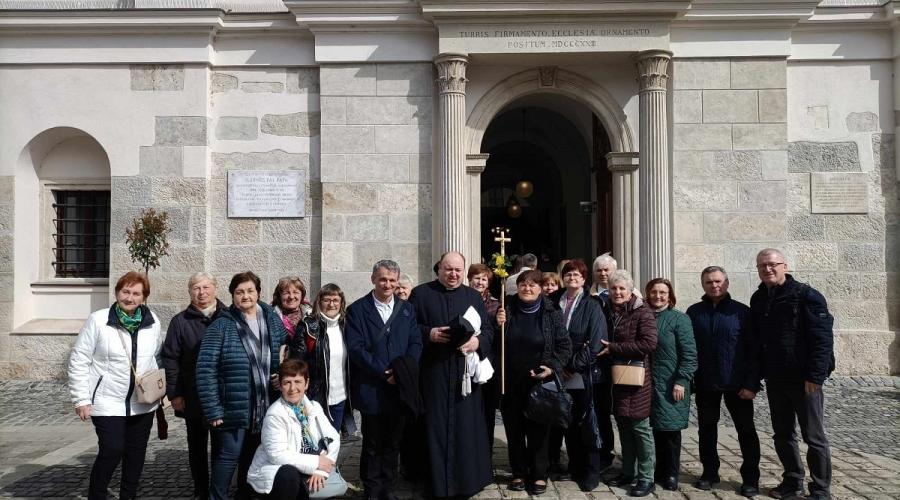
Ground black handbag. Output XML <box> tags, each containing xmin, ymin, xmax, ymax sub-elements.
<box><xmin>524</xmin><ymin>372</ymin><xmax>573</xmax><ymax>429</ymax></box>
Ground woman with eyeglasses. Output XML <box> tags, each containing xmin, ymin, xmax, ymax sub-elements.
<box><xmin>285</xmin><ymin>284</ymin><xmax>350</xmax><ymax>431</ymax></box>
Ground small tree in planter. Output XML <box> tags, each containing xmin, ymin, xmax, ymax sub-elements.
<box><xmin>125</xmin><ymin>208</ymin><xmax>171</xmax><ymax>276</ymax></box>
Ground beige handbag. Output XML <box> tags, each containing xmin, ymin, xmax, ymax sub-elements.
<box><xmin>611</xmin><ymin>360</ymin><xmax>645</xmax><ymax>387</ymax></box>
<box><xmin>117</xmin><ymin>330</ymin><xmax>166</xmax><ymax>404</ymax></box>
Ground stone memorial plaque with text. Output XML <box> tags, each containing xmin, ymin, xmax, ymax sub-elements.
<box><xmin>228</xmin><ymin>170</ymin><xmax>306</xmax><ymax>218</ymax></box>
<box><xmin>810</xmin><ymin>172</ymin><xmax>868</xmax><ymax>214</ymax></box>
<box><xmin>439</xmin><ymin>22</ymin><xmax>669</xmax><ymax>54</ymax></box>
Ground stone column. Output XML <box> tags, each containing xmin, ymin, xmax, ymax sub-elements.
<box><xmin>435</xmin><ymin>53</ymin><xmax>469</xmax><ymax>256</ymax></box>
<box><xmin>606</xmin><ymin>152</ymin><xmax>640</xmax><ymax>285</ymax></box>
<box><xmin>466</xmin><ymin>153</ymin><xmax>489</xmax><ymax>263</ymax></box>
<box><xmin>636</xmin><ymin>50</ymin><xmax>673</xmax><ymax>284</ymax></box>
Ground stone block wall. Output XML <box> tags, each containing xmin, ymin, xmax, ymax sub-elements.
<box><xmin>0</xmin><ymin>176</ymin><xmax>13</xmax><ymax>377</ymax></box>
<box><xmin>673</xmin><ymin>58</ymin><xmax>788</xmax><ymax>303</ymax></box>
<box><xmin>207</xmin><ymin>67</ymin><xmax>320</xmax><ymax>305</ymax></box>
<box><xmin>673</xmin><ymin>58</ymin><xmax>899</xmax><ymax>375</ymax></box>
<box><xmin>319</xmin><ymin>63</ymin><xmax>434</xmax><ymax>300</ymax></box>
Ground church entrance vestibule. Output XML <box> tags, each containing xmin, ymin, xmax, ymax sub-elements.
<box><xmin>478</xmin><ymin>96</ymin><xmax>613</xmax><ymax>270</ymax></box>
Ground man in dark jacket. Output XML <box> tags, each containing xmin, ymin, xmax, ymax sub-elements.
<box><xmin>750</xmin><ymin>249</ymin><xmax>834</xmax><ymax>500</ymax></box>
<box><xmin>345</xmin><ymin>259</ymin><xmax>423</xmax><ymax>500</ymax></box>
<box><xmin>686</xmin><ymin>266</ymin><xmax>760</xmax><ymax>497</ymax></box>
<box><xmin>161</xmin><ymin>272</ymin><xmax>225</xmax><ymax>500</ymax></box>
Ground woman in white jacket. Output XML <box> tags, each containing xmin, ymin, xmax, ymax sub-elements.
<box><xmin>248</xmin><ymin>358</ymin><xmax>341</xmax><ymax>499</ymax></box>
<box><xmin>67</xmin><ymin>271</ymin><xmax>163</xmax><ymax>500</ymax></box>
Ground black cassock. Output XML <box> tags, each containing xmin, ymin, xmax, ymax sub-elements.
<box><xmin>408</xmin><ymin>280</ymin><xmax>494</xmax><ymax>498</ymax></box>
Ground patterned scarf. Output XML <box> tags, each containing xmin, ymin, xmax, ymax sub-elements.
<box><xmin>115</xmin><ymin>304</ymin><xmax>142</xmax><ymax>333</ymax></box>
<box><xmin>288</xmin><ymin>400</ymin><xmax>318</xmax><ymax>453</ymax></box>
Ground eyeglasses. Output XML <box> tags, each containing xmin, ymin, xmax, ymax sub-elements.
<box><xmin>756</xmin><ymin>262</ymin><xmax>784</xmax><ymax>270</ymax></box>
<box><xmin>320</xmin><ymin>298</ymin><xmax>341</xmax><ymax>304</ymax></box>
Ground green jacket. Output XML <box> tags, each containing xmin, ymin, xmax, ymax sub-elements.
<box><xmin>650</xmin><ymin>309</ymin><xmax>698</xmax><ymax>431</ymax></box>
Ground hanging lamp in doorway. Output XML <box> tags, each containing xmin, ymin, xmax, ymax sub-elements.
<box><xmin>515</xmin><ymin>180</ymin><xmax>533</xmax><ymax>198</ymax></box>
<box><xmin>506</xmin><ymin>195</ymin><xmax>522</xmax><ymax>218</ymax></box>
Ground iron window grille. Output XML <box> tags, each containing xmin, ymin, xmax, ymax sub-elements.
<box><xmin>52</xmin><ymin>190</ymin><xmax>111</xmax><ymax>278</ymax></box>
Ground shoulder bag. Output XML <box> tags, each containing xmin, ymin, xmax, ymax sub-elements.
<box><xmin>524</xmin><ymin>372</ymin><xmax>573</xmax><ymax>429</ymax></box>
<box><xmin>611</xmin><ymin>359</ymin><xmax>645</xmax><ymax>387</ymax></box>
<box><xmin>116</xmin><ymin>330</ymin><xmax>166</xmax><ymax>404</ymax></box>
<box><xmin>309</xmin><ymin>417</ymin><xmax>348</xmax><ymax>499</ymax></box>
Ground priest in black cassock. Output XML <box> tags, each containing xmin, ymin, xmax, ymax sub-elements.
<box><xmin>408</xmin><ymin>251</ymin><xmax>494</xmax><ymax>499</ymax></box>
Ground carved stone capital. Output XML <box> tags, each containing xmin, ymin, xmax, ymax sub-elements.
<box><xmin>435</xmin><ymin>53</ymin><xmax>469</xmax><ymax>95</ymax></box>
<box><xmin>635</xmin><ymin>50</ymin><xmax>672</xmax><ymax>92</ymax></box>
<box><xmin>538</xmin><ymin>66</ymin><xmax>558</xmax><ymax>88</ymax></box>
<box><xmin>606</xmin><ymin>151</ymin><xmax>639</xmax><ymax>172</ymax></box>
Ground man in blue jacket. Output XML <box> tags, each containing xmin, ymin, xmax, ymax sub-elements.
<box><xmin>750</xmin><ymin>249</ymin><xmax>834</xmax><ymax>500</ymax></box>
<box><xmin>686</xmin><ymin>266</ymin><xmax>760</xmax><ymax>497</ymax></box>
<box><xmin>345</xmin><ymin>259</ymin><xmax>423</xmax><ymax>500</ymax></box>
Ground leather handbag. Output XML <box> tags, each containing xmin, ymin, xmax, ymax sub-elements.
<box><xmin>117</xmin><ymin>331</ymin><xmax>166</xmax><ymax>404</ymax></box>
<box><xmin>611</xmin><ymin>359</ymin><xmax>645</xmax><ymax>387</ymax></box>
<box><xmin>524</xmin><ymin>372</ymin><xmax>573</xmax><ymax>429</ymax></box>
<box><xmin>309</xmin><ymin>418</ymin><xmax>348</xmax><ymax>498</ymax></box>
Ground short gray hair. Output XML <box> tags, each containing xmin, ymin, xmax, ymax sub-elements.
<box><xmin>700</xmin><ymin>265</ymin><xmax>729</xmax><ymax>282</ymax></box>
<box><xmin>398</xmin><ymin>273</ymin><xmax>413</xmax><ymax>287</ymax></box>
<box><xmin>593</xmin><ymin>253</ymin><xmax>617</xmax><ymax>271</ymax></box>
<box><xmin>372</xmin><ymin>259</ymin><xmax>401</xmax><ymax>276</ymax></box>
<box><xmin>757</xmin><ymin>248</ymin><xmax>785</xmax><ymax>261</ymax></box>
<box><xmin>522</xmin><ymin>253</ymin><xmax>538</xmax><ymax>267</ymax></box>
<box><xmin>187</xmin><ymin>272</ymin><xmax>217</xmax><ymax>290</ymax></box>
<box><xmin>608</xmin><ymin>269</ymin><xmax>633</xmax><ymax>290</ymax></box>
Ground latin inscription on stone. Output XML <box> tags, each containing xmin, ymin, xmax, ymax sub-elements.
<box><xmin>440</xmin><ymin>23</ymin><xmax>668</xmax><ymax>54</ymax></box>
<box><xmin>228</xmin><ymin>170</ymin><xmax>306</xmax><ymax>218</ymax></box>
<box><xmin>810</xmin><ymin>172</ymin><xmax>868</xmax><ymax>214</ymax></box>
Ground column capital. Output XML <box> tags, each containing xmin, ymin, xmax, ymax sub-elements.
<box><xmin>435</xmin><ymin>52</ymin><xmax>469</xmax><ymax>94</ymax></box>
<box><xmin>606</xmin><ymin>151</ymin><xmax>639</xmax><ymax>172</ymax></box>
<box><xmin>466</xmin><ymin>153</ymin><xmax>490</xmax><ymax>174</ymax></box>
<box><xmin>634</xmin><ymin>49</ymin><xmax>672</xmax><ymax>92</ymax></box>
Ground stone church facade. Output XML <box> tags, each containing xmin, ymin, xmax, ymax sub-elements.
<box><xmin>0</xmin><ymin>0</ymin><xmax>896</xmax><ymax>377</ymax></box>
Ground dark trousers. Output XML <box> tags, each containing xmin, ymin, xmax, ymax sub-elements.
<box><xmin>482</xmin><ymin>375</ymin><xmax>501</xmax><ymax>453</ymax></box>
<box><xmin>268</xmin><ymin>465</ymin><xmax>310</xmax><ymax>500</ymax></box>
<box><xmin>766</xmin><ymin>382</ymin><xmax>832</xmax><ymax>495</ymax></box>
<box><xmin>328</xmin><ymin>402</ymin><xmax>345</xmax><ymax>432</ymax></box>
<box><xmin>361</xmin><ymin>412</ymin><xmax>406</xmax><ymax>497</ymax></box>
<box><xmin>501</xmin><ymin>384</ymin><xmax>550</xmax><ymax>481</ymax></box>
<box><xmin>210</xmin><ymin>427</ymin><xmax>261</xmax><ymax>500</ymax></box>
<box><xmin>592</xmin><ymin>377</ymin><xmax>616</xmax><ymax>464</ymax></box>
<box><xmin>88</xmin><ymin>412</ymin><xmax>155</xmax><ymax>500</ymax></box>
<box><xmin>563</xmin><ymin>388</ymin><xmax>603</xmax><ymax>485</ymax></box>
<box><xmin>653</xmin><ymin>430</ymin><xmax>682</xmax><ymax>480</ymax></box>
<box><xmin>185</xmin><ymin>418</ymin><xmax>210</xmax><ymax>498</ymax></box>
<box><xmin>696</xmin><ymin>390</ymin><xmax>760</xmax><ymax>486</ymax></box>
<box><xmin>399</xmin><ymin>416</ymin><xmax>427</xmax><ymax>480</ymax></box>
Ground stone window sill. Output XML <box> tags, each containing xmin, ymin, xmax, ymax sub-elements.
<box><xmin>10</xmin><ymin>319</ymin><xmax>84</xmax><ymax>336</ymax></box>
<box><xmin>31</xmin><ymin>278</ymin><xmax>109</xmax><ymax>288</ymax></box>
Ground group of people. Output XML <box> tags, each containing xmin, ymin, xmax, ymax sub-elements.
<box><xmin>67</xmin><ymin>247</ymin><xmax>835</xmax><ymax>500</ymax></box>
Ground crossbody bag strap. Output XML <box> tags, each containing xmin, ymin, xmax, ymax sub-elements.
<box><xmin>375</xmin><ymin>301</ymin><xmax>403</xmax><ymax>343</ymax></box>
<box><xmin>115</xmin><ymin>328</ymin><xmax>141</xmax><ymax>381</ymax></box>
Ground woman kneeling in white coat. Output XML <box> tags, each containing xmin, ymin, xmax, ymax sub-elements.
<box><xmin>248</xmin><ymin>358</ymin><xmax>342</xmax><ymax>499</ymax></box>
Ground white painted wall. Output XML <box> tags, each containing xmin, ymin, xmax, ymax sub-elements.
<box><xmin>787</xmin><ymin>61</ymin><xmax>893</xmax><ymax>171</ymax></box>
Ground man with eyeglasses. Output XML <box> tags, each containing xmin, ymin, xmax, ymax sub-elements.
<box><xmin>749</xmin><ymin>248</ymin><xmax>834</xmax><ymax>500</ymax></box>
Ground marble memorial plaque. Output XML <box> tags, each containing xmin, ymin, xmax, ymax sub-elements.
<box><xmin>439</xmin><ymin>22</ymin><xmax>669</xmax><ymax>54</ymax></box>
<box><xmin>810</xmin><ymin>172</ymin><xmax>868</xmax><ymax>214</ymax></box>
<box><xmin>228</xmin><ymin>170</ymin><xmax>306</xmax><ymax>218</ymax></box>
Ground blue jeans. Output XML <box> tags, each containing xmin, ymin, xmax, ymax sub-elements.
<box><xmin>210</xmin><ymin>427</ymin><xmax>260</xmax><ymax>500</ymax></box>
<box><xmin>329</xmin><ymin>401</ymin><xmax>345</xmax><ymax>432</ymax></box>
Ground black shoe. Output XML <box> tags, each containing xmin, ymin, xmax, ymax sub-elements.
<box><xmin>530</xmin><ymin>481</ymin><xmax>548</xmax><ymax>495</ymax></box>
<box><xmin>661</xmin><ymin>476</ymin><xmax>678</xmax><ymax>491</ymax></box>
<box><xmin>740</xmin><ymin>484</ymin><xmax>761</xmax><ymax>497</ymax></box>
<box><xmin>549</xmin><ymin>462</ymin><xmax>570</xmax><ymax>481</ymax></box>
<box><xmin>508</xmin><ymin>478</ymin><xmax>526</xmax><ymax>492</ymax></box>
<box><xmin>694</xmin><ymin>476</ymin><xmax>720</xmax><ymax>491</ymax></box>
<box><xmin>630</xmin><ymin>480</ymin><xmax>655</xmax><ymax>497</ymax></box>
<box><xmin>577</xmin><ymin>479</ymin><xmax>600</xmax><ymax>492</ymax></box>
<box><xmin>606</xmin><ymin>474</ymin><xmax>635</xmax><ymax>487</ymax></box>
<box><xmin>769</xmin><ymin>482</ymin><xmax>804</xmax><ymax>499</ymax></box>
<box><xmin>805</xmin><ymin>492</ymin><xmax>830</xmax><ymax>500</ymax></box>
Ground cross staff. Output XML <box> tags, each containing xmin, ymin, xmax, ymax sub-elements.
<box><xmin>492</xmin><ymin>227</ymin><xmax>511</xmax><ymax>395</ymax></box>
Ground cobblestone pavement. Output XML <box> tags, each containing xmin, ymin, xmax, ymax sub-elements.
<box><xmin>1</xmin><ymin>377</ymin><xmax>898</xmax><ymax>499</ymax></box>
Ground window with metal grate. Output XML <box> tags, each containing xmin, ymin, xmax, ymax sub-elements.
<box><xmin>51</xmin><ymin>190</ymin><xmax>111</xmax><ymax>278</ymax></box>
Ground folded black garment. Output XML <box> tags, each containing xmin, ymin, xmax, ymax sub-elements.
<box><xmin>446</xmin><ymin>305</ymin><xmax>482</xmax><ymax>347</ymax></box>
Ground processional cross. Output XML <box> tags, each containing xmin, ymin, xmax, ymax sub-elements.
<box><xmin>491</xmin><ymin>227</ymin><xmax>511</xmax><ymax>394</ymax></box>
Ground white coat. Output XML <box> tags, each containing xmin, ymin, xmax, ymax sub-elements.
<box><xmin>247</xmin><ymin>396</ymin><xmax>341</xmax><ymax>494</ymax></box>
<box><xmin>67</xmin><ymin>306</ymin><xmax>163</xmax><ymax>416</ymax></box>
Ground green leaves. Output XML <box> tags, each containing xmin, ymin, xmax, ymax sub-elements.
<box><xmin>125</xmin><ymin>208</ymin><xmax>171</xmax><ymax>275</ymax></box>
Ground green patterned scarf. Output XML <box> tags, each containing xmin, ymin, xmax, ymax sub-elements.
<box><xmin>115</xmin><ymin>304</ymin><xmax>142</xmax><ymax>333</ymax></box>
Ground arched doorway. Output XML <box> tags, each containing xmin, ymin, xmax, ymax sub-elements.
<box><xmin>479</xmin><ymin>94</ymin><xmax>613</xmax><ymax>270</ymax></box>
